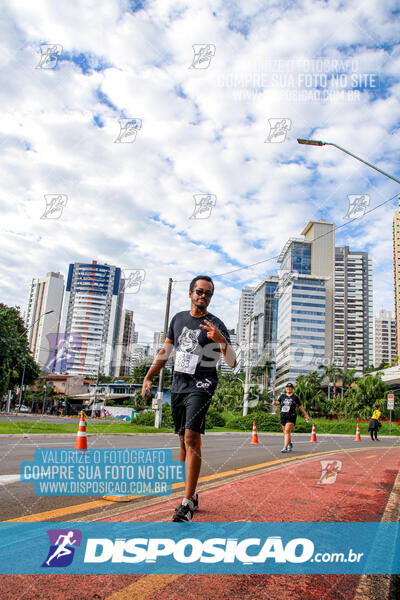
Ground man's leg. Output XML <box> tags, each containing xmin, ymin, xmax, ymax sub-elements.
<box><xmin>179</xmin><ymin>434</ymin><xmax>186</xmax><ymax>462</ymax></box>
<box><xmin>183</xmin><ymin>428</ymin><xmax>201</xmax><ymax>501</ymax></box>
<box><xmin>370</xmin><ymin>429</ymin><xmax>374</xmax><ymax>440</ymax></box>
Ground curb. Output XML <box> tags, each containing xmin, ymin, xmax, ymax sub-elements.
<box><xmin>354</xmin><ymin>468</ymin><xmax>400</xmax><ymax>600</ymax></box>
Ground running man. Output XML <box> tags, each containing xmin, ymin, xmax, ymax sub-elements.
<box><xmin>142</xmin><ymin>275</ymin><xmax>236</xmax><ymax>522</ymax></box>
<box><xmin>272</xmin><ymin>382</ymin><xmax>309</xmax><ymax>453</ymax></box>
<box><xmin>45</xmin><ymin>531</ymin><xmax>77</xmax><ymax>566</ymax></box>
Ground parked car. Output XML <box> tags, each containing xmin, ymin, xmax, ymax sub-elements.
<box><xmin>16</xmin><ymin>405</ymin><xmax>31</xmax><ymax>413</ymax></box>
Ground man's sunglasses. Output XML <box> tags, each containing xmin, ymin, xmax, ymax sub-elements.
<box><xmin>194</xmin><ymin>288</ymin><xmax>213</xmax><ymax>298</ymax></box>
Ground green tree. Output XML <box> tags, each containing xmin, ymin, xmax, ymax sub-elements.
<box><xmin>0</xmin><ymin>303</ymin><xmax>40</xmax><ymax>396</ymax></box>
<box><xmin>98</xmin><ymin>374</ymin><xmax>113</xmax><ymax>383</ymax></box>
<box><xmin>213</xmin><ymin>373</ymin><xmax>245</xmax><ymax>412</ymax></box>
<box><xmin>251</xmin><ymin>355</ymin><xmax>275</xmax><ymax>389</ymax></box>
<box><xmin>339</xmin><ymin>373</ymin><xmax>391</xmax><ymax>419</ymax></box>
<box><xmin>335</xmin><ymin>368</ymin><xmax>358</xmax><ymax>401</ymax></box>
<box><xmin>318</xmin><ymin>363</ymin><xmax>341</xmax><ymax>400</ymax></box>
<box><xmin>131</xmin><ymin>357</ymin><xmax>154</xmax><ymax>383</ymax></box>
<box><xmin>363</xmin><ymin>364</ymin><xmax>378</xmax><ymax>375</ymax></box>
<box><xmin>294</xmin><ymin>371</ymin><xmax>326</xmax><ymax>415</ymax></box>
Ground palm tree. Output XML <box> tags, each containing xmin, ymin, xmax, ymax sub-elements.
<box><xmin>336</xmin><ymin>368</ymin><xmax>357</xmax><ymax>401</ymax></box>
<box><xmin>342</xmin><ymin>373</ymin><xmax>391</xmax><ymax>419</ymax></box>
<box><xmin>294</xmin><ymin>371</ymin><xmax>325</xmax><ymax>416</ymax></box>
<box><xmin>318</xmin><ymin>364</ymin><xmax>341</xmax><ymax>400</ymax></box>
<box><xmin>252</xmin><ymin>355</ymin><xmax>275</xmax><ymax>390</ymax></box>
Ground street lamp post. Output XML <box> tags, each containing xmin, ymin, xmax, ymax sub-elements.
<box><xmin>297</xmin><ymin>139</ymin><xmax>400</xmax><ymax>185</ymax></box>
<box><xmin>242</xmin><ymin>313</ymin><xmax>253</xmax><ymax>416</ymax></box>
<box><xmin>42</xmin><ymin>385</ymin><xmax>47</xmax><ymax>414</ymax></box>
<box><xmin>92</xmin><ymin>361</ymin><xmax>101</xmax><ymax>418</ymax></box>
<box><xmin>242</xmin><ymin>311</ymin><xmax>265</xmax><ymax>416</ymax></box>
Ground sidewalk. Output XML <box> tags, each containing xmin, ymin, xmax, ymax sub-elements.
<box><xmin>1</xmin><ymin>446</ymin><xmax>399</xmax><ymax>599</ymax></box>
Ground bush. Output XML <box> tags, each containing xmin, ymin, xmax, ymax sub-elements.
<box><xmin>227</xmin><ymin>412</ymin><xmax>282</xmax><ymax>432</ymax></box>
<box><xmin>134</xmin><ymin>411</ymin><xmax>156</xmax><ymax>426</ymax></box>
<box><xmin>161</xmin><ymin>404</ymin><xmax>174</xmax><ymax>429</ymax></box>
<box><xmin>206</xmin><ymin>407</ymin><xmax>226</xmax><ymax>429</ymax></box>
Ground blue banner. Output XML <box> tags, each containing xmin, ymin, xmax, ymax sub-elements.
<box><xmin>20</xmin><ymin>449</ymin><xmax>185</xmax><ymax>496</ymax></box>
<box><xmin>0</xmin><ymin>522</ymin><xmax>399</xmax><ymax>574</ymax></box>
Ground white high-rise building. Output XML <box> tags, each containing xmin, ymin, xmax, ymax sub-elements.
<box><xmin>57</xmin><ymin>260</ymin><xmax>124</xmax><ymax>377</ymax></box>
<box><xmin>237</xmin><ymin>286</ymin><xmax>254</xmax><ymax>346</ymax></box>
<box><xmin>334</xmin><ymin>247</ymin><xmax>373</xmax><ymax>374</ymax></box>
<box><xmin>373</xmin><ymin>309</ymin><xmax>396</xmax><ymax>367</ymax></box>
<box><xmin>153</xmin><ymin>331</ymin><xmax>165</xmax><ymax>357</ymax></box>
<box><xmin>114</xmin><ymin>309</ymin><xmax>136</xmax><ymax>377</ymax></box>
<box><xmin>131</xmin><ymin>343</ymin><xmax>151</xmax><ymax>367</ymax></box>
<box><xmin>25</xmin><ymin>272</ymin><xmax>64</xmax><ymax>370</ymax></box>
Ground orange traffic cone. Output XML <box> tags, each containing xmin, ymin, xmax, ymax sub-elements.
<box><xmin>355</xmin><ymin>422</ymin><xmax>361</xmax><ymax>442</ymax></box>
<box><xmin>74</xmin><ymin>410</ymin><xmax>87</xmax><ymax>450</ymax></box>
<box><xmin>250</xmin><ymin>420</ymin><xmax>259</xmax><ymax>445</ymax></box>
<box><xmin>310</xmin><ymin>422</ymin><xmax>317</xmax><ymax>443</ymax></box>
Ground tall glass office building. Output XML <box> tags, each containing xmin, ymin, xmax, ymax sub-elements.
<box><xmin>275</xmin><ymin>273</ymin><xmax>327</xmax><ymax>389</ymax></box>
<box><xmin>275</xmin><ymin>225</ymin><xmax>334</xmax><ymax>392</ymax></box>
<box><xmin>252</xmin><ymin>276</ymin><xmax>279</xmax><ymax>375</ymax></box>
<box><xmin>279</xmin><ymin>239</ymin><xmax>312</xmax><ymax>275</ymax></box>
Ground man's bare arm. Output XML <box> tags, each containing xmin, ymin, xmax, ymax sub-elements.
<box><xmin>141</xmin><ymin>339</ymin><xmax>173</xmax><ymax>396</ymax></box>
<box><xmin>220</xmin><ymin>340</ymin><xmax>237</xmax><ymax>369</ymax></box>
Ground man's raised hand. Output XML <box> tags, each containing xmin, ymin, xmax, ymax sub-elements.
<box><xmin>200</xmin><ymin>319</ymin><xmax>226</xmax><ymax>344</ymax></box>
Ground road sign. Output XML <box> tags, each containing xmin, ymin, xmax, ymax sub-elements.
<box><xmin>387</xmin><ymin>394</ymin><xmax>395</xmax><ymax>410</ymax></box>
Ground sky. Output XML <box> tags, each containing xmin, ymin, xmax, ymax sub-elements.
<box><xmin>1</xmin><ymin>0</ymin><xmax>399</xmax><ymax>346</ymax></box>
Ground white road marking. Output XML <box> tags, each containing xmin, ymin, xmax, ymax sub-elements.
<box><xmin>0</xmin><ymin>474</ymin><xmax>21</xmax><ymax>485</ymax></box>
<box><xmin>9</xmin><ymin>442</ymin><xmax>74</xmax><ymax>446</ymax></box>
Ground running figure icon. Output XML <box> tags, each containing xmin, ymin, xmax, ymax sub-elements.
<box><xmin>45</xmin><ymin>531</ymin><xmax>77</xmax><ymax>566</ymax></box>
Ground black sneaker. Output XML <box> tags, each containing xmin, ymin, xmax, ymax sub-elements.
<box><xmin>175</xmin><ymin>493</ymin><xmax>198</xmax><ymax>512</ymax></box>
<box><xmin>288</xmin><ymin>443</ymin><xmax>293</xmax><ymax>452</ymax></box>
<box><xmin>173</xmin><ymin>502</ymin><xmax>193</xmax><ymax>522</ymax></box>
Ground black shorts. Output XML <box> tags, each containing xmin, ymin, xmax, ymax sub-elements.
<box><xmin>171</xmin><ymin>392</ymin><xmax>212</xmax><ymax>435</ymax></box>
<box><xmin>280</xmin><ymin>414</ymin><xmax>296</xmax><ymax>427</ymax></box>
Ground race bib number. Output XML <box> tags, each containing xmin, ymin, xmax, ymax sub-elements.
<box><xmin>281</xmin><ymin>404</ymin><xmax>290</xmax><ymax>413</ymax></box>
<box><xmin>175</xmin><ymin>351</ymin><xmax>199</xmax><ymax>374</ymax></box>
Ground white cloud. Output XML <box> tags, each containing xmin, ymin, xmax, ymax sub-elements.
<box><xmin>1</xmin><ymin>0</ymin><xmax>398</xmax><ymax>347</ymax></box>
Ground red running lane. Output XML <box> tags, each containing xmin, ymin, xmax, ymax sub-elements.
<box><xmin>1</xmin><ymin>447</ymin><xmax>399</xmax><ymax>600</ymax></box>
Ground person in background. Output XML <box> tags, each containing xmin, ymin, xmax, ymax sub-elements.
<box><xmin>368</xmin><ymin>405</ymin><xmax>381</xmax><ymax>441</ymax></box>
<box><xmin>272</xmin><ymin>382</ymin><xmax>310</xmax><ymax>453</ymax></box>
